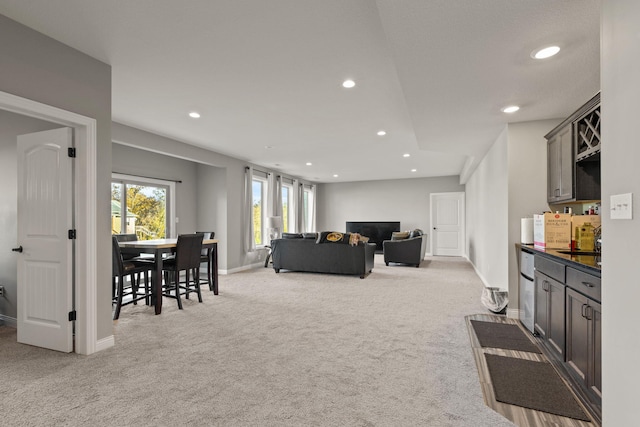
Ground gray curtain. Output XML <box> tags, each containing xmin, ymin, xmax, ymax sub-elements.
<box><xmin>294</xmin><ymin>179</ymin><xmax>304</xmax><ymax>233</ymax></box>
<box><xmin>243</xmin><ymin>166</ymin><xmax>256</xmax><ymax>253</ymax></box>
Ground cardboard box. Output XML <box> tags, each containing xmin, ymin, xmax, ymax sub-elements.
<box><xmin>533</xmin><ymin>213</ymin><xmax>572</xmax><ymax>249</ymax></box>
<box><xmin>571</xmin><ymin>215</ymin><xmax>601</xmax><ymax>250</ymax></box>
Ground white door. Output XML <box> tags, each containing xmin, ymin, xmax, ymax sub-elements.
<box><xmin>16</xmin><ymin>128</ymin><xmax>74</xmax><ymax>353</ymax></box>
<box><xmin>430</xmin><ymin>192</ymin><xmax>465</xmax><ymax>256</ymax></box>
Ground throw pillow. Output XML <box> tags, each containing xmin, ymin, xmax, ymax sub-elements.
<box><xmin>391</xmin><ymin>231</ymin><xmax>410</xmax><ymax>240</ymax></box>
<box><xmin>409</xmin><ymin>229</ymin><xmax>423</xmax><ymax>238</ymax></box>
<box><xmin>316</xmin><ymin>231</ymin><xmax>351</xmax><ymax>244</ymax></box>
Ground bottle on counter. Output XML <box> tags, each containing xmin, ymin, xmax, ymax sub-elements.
<box><xmin>576</xmin><ymin>222</ymin><xmax>595</xmax><ymax>251</ymax></box>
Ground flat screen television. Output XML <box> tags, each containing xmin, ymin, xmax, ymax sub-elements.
<box><xmin>346</xmin><ymin>221</ymin><xmax>400</xmax><ymax>252</ymax></box>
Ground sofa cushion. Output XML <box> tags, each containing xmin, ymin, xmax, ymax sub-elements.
<box><xmin>282</xmin><ymin>233</ymin><xmax>303</xmax><ymax>239</ymax></box>
<box><xmin>302</xmin><ymin>232</ymin><xmax>318</xmax><ymax>239</ymax></box>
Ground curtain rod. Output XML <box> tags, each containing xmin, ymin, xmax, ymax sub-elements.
<box><xmin>112</xmin><ymin>171</ymin><xmax>182</xmax><ymax>183</ymax></box>
<box><xmin>245</xmin><ymin>166</ymin><xmax>271</xmax><ymax>175</ymax></box>
<box><xmin>245</xmin><ymin>166</ymin><xmax>313</xmax><ymax>185</ymax></box>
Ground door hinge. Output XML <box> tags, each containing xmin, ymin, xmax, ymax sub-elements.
<box><xmin>68</xmin><ymin>310</ymin><xmax>77</xmax><ymax>321</ymax></box>
<box><xmin>68</xmin><ymin>229</ymin><xmax>77</xmax><ymax>239</ymax></box>
<box><xmin>68</xmin><ymin>147</ymin><xmax>76</xmax><ymax>158</ymax></box>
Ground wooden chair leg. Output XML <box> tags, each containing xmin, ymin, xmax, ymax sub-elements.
<box><xmin>195</xmin><ymin>268</ymin><xmax>203</xmax><ymax>303</ymax></box>
<box><xmin>131</xmin><ymin>273</ymin><xmax>139</xmax><ymax>305</ymax></box>
<box><xmin>174</xmin><ymin>271</ymin><xmax>183</xmax><ymax>310</ymax></box>
<box><xmin>144</xmin><ymin>270</ymin><xmax>151</xmax><ymax>305</ymax></box>
<box><xmin>185</xmin><ymin>269</ymin><xmax>190</xmax><ymax>300</ymax></box>
<box><xmin>113</xmin><ymin>274</ymin><xmax>124</xmax><ymax>320</ymax></box>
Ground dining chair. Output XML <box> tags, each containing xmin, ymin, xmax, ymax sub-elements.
<box><xmin>114</xmin><ymin>233</ymin><xmax>141</xmax><ymax>260</ymax></box>
<box><xmin>162</xmin><ymin>233</ymin><xmax>204</xmax><ymax>309</ymax></box>
<box><xmin>112</xmin><ymin>236</ymin><xmax>154</xmax><ymax>320</ymax></box>
<box><xmin>196</xmin><ymin>231</ymin><xmax>215</xmax><ymax>291</ymax></box>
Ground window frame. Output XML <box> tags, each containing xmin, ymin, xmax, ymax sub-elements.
<box><xmin>111</xmin><ymin>173</ymin><xmax>176</xmax><ymax>239</ymax></box>
<box><xmin>252</xmin><ymin>174</ymin><xmax>269</xmax><ymax>247</ymax></box>
<box><xmin>303</xmin><ymin>185</ymin><xmax>315</xmax><ymax>233</ymax></box>
<box><xmin>281</xmin><ymin>181</ymin><xmax>295</xmax><ymax>233</ymax></box>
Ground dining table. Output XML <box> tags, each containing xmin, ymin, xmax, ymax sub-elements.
<box><xmin>119</xmin><ymin>238</ymin><xmax>219</xmax><ymax>314</ymax></box>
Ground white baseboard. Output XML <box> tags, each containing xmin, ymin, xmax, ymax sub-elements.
<box><xmin>221</xmin><ymin>262</ymin><xmax>265</xmax><ymax>275</ymax></box>
<box><xmin>0</xmin><ymin>314</ymin><xmax>17</xmax><ymax>328</ymax></box>
<box><xmin>95</xmin><ymin>335</ymin><xmax>115</xmax><ymax>352</ymax></box>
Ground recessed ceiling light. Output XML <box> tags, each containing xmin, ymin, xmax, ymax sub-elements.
<box><xmin>188</xmin><ymin>111</ymin><xmax>201</xmax><ymax>118</ymax></box>
<box><xmin>377</xmin><ymin>130</ymin><xmax>386</xmax><ymax>136</ymax></box>
<box><xmin>531</xmin><ymin>45</ymin><xmax>560</xmax><ymax>59</ymax></box>
<box><xmin>411</xmin><ymin>169</ymin><xmax>417</xmax><ymax>173</ymax></box>
<box><xmin>333</xmin><ymin>174</ymin><xmax>339</xmax><ymax>178</ymax></box>
<box><xmin>501</xmin><ymin>105</ymin><xmax>520</xmax><ymax>113</ymax></box>
<box><xmin>306</xmin><ymin>162</ymin><xmax>312</xmax><ymax>166</ymax></box>
<box><xmin>342</xmin><ymin>79</ymin><xmax>356</xmax><ymax>89</ymax></box>
<box><xmin>403</xmin><ymin>154</ymin><xmax>410</xmax><ymax>158</ymax></box>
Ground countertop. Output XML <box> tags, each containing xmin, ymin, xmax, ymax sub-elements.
<box><xmin>518</xmin><ymin>243</ymin><xmax>601</xmax><ymax>277</ymax></box>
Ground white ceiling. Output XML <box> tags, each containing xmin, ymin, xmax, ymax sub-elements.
<box><xmin>0</xmin><ymin>0</ymin><xmax>600</xmax><ymax>183</ymax></box>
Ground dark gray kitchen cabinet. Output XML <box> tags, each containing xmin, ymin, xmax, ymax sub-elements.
<box><xmin>545</xmin><ymin>92</ymin><xmax>601</xmax><ymax>203</ymax></box>
<box><xmin>566</xmin><ymin>272</ymin><xmax>602</xmax><ymax>403</ymax></box>
<box><xmin>534</xmin><ymin>270</ymin><xmax>566</xmax><ymax>360</ymax></box>
<box><xmin>547</xmin><ymin>123</ymin><xmax>574</xmax><ymax>203</ymax></box>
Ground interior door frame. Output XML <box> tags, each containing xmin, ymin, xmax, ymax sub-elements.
<box><xmin>0</xmin><ymin>90</ymin><xmax>102</xmax><ymax>355</ymax></box>
<box><xmin>429</xmin><ymin>191</ymin><xmax>466</xmax><ymax>256</ymax></box>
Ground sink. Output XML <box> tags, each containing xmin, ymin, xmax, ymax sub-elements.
<box><xmin>557</xmin><ymin>250</ymin><xmax>600</xmax><ymax>256</ymax></box>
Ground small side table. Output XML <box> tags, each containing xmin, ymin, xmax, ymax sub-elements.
<box><xmin>264</xmin><ymin>245</ymin><xmax>272</xmax><ymax>268</ymax></box>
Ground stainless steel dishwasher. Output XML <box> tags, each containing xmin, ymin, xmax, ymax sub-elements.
<box><xmin>519</xmin><ymin>249</ymin><xmax>535</xmax><ymax>333</ymax></box>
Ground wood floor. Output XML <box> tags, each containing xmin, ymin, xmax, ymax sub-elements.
<box><xmin>466</xmin><ymin>314</ymin><xmax>600</xmax><ymax>427</ymax></box>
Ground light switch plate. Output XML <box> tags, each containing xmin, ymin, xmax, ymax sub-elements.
<box><xmin>610</xmin><ymin>193</ymin><xmax>633</xmax><ymax>220</ymax></box>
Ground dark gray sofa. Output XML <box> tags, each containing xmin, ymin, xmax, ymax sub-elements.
<box><xmin>271</xmin><ymin>236</ymin><xmax>376</xmax><ymax>278</ymax></box>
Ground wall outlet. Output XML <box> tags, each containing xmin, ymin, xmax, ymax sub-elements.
<box><xmin>0</xmin><ymin>285</ymin><xmax>4</xmax><ymax>297</ymax></box>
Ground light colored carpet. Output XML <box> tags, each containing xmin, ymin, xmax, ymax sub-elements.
<box><xmin>0</xmin><ymin>255</ymin><xmax>514</xmax><ymax>426</ymax></box>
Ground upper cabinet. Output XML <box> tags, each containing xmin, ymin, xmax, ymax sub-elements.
<box><xmin>546</xmin><ymin>92</ymin><xmax>601</xmax><ymax>204</ymax></box>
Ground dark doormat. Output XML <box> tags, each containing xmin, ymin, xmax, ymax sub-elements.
<box><xmin>485</xmin><ymin>354</ymin><xmax>590</xmax><ymax>421</ymax></box>
<box><xmin>470</xmin><ymin>320</ymin><xmax>541</xmax><ymax>353</ymax></box>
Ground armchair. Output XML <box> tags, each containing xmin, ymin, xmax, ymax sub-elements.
<box><xmin>383</xmin><ymin>229</ymin><xmax>427</xmax><ymax>267</ymax></box>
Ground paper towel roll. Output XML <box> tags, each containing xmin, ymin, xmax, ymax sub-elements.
<box><xmin>521</xmin><ymin>218</ymin><xmax>534</xmax><ymax>244</ymax></box>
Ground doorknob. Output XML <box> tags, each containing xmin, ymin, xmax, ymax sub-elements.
<box><xmin>12</xmin><ymin>246</ymin><xmax>23</xmax><ymax>253</ymax></box>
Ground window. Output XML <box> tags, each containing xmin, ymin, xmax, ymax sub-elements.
<box><xmin>303</xmin><ymin>186</ymin><xmax>315</xmax><ymax>232</ymax></box>
<box><xmin>252</xmin><ymin>176</ymin><xmax>268</xmax><ymax>246</ymax></box>
<box><xmin>281</xmin><ymin>182</ymin><xmax>294</xmax><ymax>233</ymax></box>
<box><xmin>111</xmin><ymin>174</ymin><xmax>175</xmax><ymax>240</ymax></box>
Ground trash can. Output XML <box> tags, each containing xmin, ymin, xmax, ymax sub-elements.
<box><xmin>481</xmin><ymin>287</ymin><xmax>508</xmax><ymax>314</ymax></box>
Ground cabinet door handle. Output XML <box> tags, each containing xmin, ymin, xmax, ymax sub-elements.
<box><xmin>555</xmin><ymin>189</ymin><xmax>560</xmax><ymax>197</ymax></box>
<box><xmin>581</xmin><ymin>281</ymin><xmax>595</xmax><ymax>288</ymax></box>
<box><xmin>585</xmin><ymin>305</ymin><xmax>593</xmax><ymax>321</ymax></box>
<box><xmin>544</xmin><ymin>280</ymin><xmax>550</xmax><ymax>292</ymax></box>
<box><xmin>581</xmin><ymin>304</ymin><xmax>588</xmax><ymax>318</ymax></box>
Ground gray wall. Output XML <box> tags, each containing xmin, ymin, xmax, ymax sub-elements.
<box><xmin>316</xmin><ymin>176</ymin><xmax>465</xmax><ymax>252</ymax></box>
<box><xmin>506</xmin><ymin>119</ymin><xmax>561</xmax><ymax>307</ymax></box>
<box><xmin>196</xmin><ymin>164</ymin><xmax>229</xmax><ymax>270</ymax></box>
<box><xmin>112</xmin><ymin>143</ymin><xmax>199</xmax><ymax>236</ymax></box>
<box><xmin>0</xmin><ymin>15</ymin><xmax>113</xmax><ymax>340</ymax></box>
<box><xmin>465</xmin><ymin>128</ymin><xmax>509</xmax><ymax>290</ymax></box>
<box><xmin>601</xmin><ymin>1</ymin><xmax>639</xmax><ymax>423</ymax></box>
<box><xmin>0</xmin><ymin>111</ymin><xmax>59</xmax><ymax>321</ymax></box>
<box><xmin>465</xmin><ymin>119</ymin><xmax>562</xmax><ymax>300</ymax></box>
